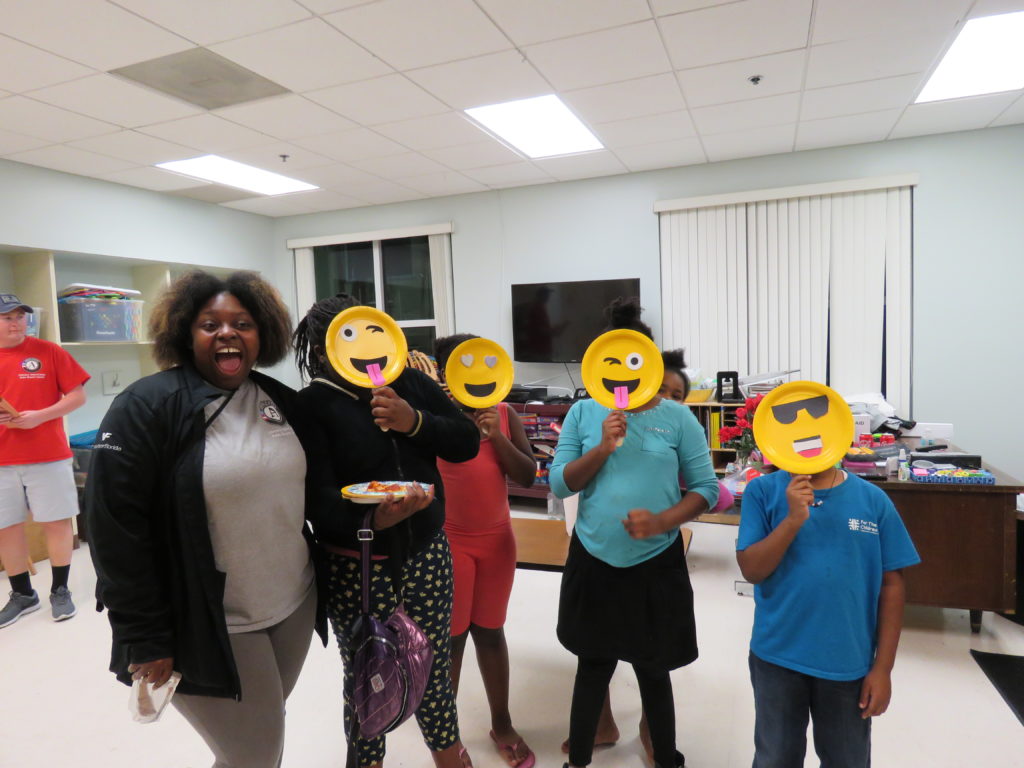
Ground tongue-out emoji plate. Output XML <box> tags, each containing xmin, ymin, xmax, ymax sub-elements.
<box><xmin>325</xmin><ymin>305</ymin><xmax>408</xmax><ymax>389</ymax></box>
<box><xmin>752</xmin><ymin>380</ymin><xmax>853</xmax><ymax>475</ymax></box>
<box><xmin>580</xmin><ymin>329</ymin><xmax>663</xmax><ymax>413</ymax></box>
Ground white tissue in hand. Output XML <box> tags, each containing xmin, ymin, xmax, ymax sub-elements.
<box><xmin>129</xmin><ymin>671</ymin><xmax>181</xmax><ymax>723</ymax></box>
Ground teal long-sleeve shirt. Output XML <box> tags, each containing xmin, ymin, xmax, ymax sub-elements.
<box><xmin>550</xmin><ymin>397</ymin><xmax>718</xmax><ymax>567</ymax></box>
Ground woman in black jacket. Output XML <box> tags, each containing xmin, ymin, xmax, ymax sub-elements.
<box><xmin>293</xmin><ymin>294</ymin><xmax>480</xmax><ymax>768</ymax></box>
<box><xmin>86</xmin><ymin>271</ymin><xmax>326</xmax><ymax>768</ymax></box>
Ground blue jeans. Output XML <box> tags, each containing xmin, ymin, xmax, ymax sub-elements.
<box><xmin>749</xmin><ymin>652</ymin><xmax>871</xmax><ymax>768</ymax></box>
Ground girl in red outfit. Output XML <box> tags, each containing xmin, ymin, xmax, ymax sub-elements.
<box><xmin>435</xmin><ymin>334</ymin><xmax>537</xmax><ymax>768</ymax></box>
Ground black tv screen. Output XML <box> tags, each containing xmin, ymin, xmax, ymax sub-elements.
<box><xmin>511</xmin><ymin>278</ymin><xmax>641</xmax><ymax>363</ymax></box>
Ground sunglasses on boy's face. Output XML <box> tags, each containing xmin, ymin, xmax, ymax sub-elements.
<box><xmin>770</xmin><ymin>395</ymin><xmax>830</xmax><ymax>424</ymax></box>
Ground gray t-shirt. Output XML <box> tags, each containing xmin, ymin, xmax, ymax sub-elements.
<box><xmin>203</xmin><ymin>380</ymin><xmax>313</xmax><ymax>633</ymax></box>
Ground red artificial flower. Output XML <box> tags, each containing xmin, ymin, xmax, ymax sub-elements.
<box><xmin>736</xmin><ymin>407</ymin><xmax>748</xmax><ymax>419</ymax></box>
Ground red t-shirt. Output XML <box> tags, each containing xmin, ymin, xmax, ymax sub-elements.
<box><xmin>0</xmin><ymin>337</ymin><xmax>90</xmax><ymax>466</ymax></box>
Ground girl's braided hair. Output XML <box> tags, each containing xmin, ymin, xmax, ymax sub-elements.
<box><xmin>292</xmin><ymin>293</ymin><xmax>357</xmax><ymax>380</ymax></box>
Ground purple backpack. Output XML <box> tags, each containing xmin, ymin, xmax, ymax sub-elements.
<box><xmin>349</xmin><ymin>511</ymin><xmax>433</xmax><ymax>741</ymax></box>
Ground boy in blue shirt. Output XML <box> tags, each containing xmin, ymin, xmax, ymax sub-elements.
<box><xmin>737</xmin><ymin>467</ymin><xmax>920</xmax><ymax>768</ymax></box>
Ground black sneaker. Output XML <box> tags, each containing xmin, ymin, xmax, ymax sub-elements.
<box><xmin>0</xmin><ymin>590</ymin><xmax>41</xmax><ymax>628</ymax></box>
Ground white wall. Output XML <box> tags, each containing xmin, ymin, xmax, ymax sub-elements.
<box><xmin>272</xmin><ymin>124</ymin><xmax>1024</xmax><ymax>479</ymax></box>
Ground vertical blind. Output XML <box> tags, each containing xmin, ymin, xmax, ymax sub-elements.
<box><xmin>659</xmin><ymin>184</ymin><xmax>912</xmax><ymax>414</ymax></box>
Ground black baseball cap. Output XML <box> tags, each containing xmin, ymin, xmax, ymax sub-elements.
<box><xmin>0</xmin><ymin>294</ymin><xmax>33</xmax><ymax>313</ymax></box>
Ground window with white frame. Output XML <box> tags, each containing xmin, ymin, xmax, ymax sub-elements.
<box><xmin>290</xmin><ymin>224</ymin><xmax>455</xmax><ymax>357</ymax></box>
<box><xmin>656</xmin><ymin>177</ymin><xmax>914</xmax><ymax>415</ymax></box>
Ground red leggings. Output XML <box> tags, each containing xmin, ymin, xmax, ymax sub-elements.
<box><xmin>446</xmin><ymin>525</ymin><xmax>517</xmax><ymax>636</ymax></box>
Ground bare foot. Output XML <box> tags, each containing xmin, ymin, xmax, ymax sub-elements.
<box><xmin>639</xmin><ymin>714</ymin><xmax>654</xmax><ymax>764</ymax></box>
<box><xmin>559</xmin><ymin>723</ymin><xmax>620</xmax><ymax>754</ymax></box>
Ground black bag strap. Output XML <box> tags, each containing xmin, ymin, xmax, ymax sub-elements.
<box><xmin>204</xmin><ymin>389</ymin><xmax>236</xmax><ymax>429</ymax></box>
<box><xmin>358</xmin><ymin>509</ymin><xmax>375</xmax><ymax>616</ymax></box>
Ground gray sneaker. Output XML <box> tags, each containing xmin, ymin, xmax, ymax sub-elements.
<box><xmin>50</xmin><ymin>586</ymin><xmax>76</xmax><ymax>622</ymax></box>
<box><xmin>0</xmin><ymin>590</ymin><xmax>41</xmax><ymax>628</ymax></box>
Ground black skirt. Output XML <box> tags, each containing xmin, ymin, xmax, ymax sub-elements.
<box><xmin>557</xmin><ymin>531</ymin><xmax>698</xmax><ymax>671</ymax></box>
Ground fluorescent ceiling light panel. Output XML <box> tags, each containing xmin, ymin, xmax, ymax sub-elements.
<box><xmin>916</xmin><ymin>11</ymin><xmax>1024</xmax><ymax>103</ymax></box>
<box><xmin>465</xmin><ymin>95</ymin><xmax>603</xmax><ymax>158</ymax></box>
<box><xmin>156</xmin><ymin>155</ymin><xmax>317</xmax><ymax>195</ymax></box>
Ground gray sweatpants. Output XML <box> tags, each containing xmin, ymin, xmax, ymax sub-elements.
<box><xmin>173</xmin><ymin>586</ymin><xmax>317</xmax><ymax>768</ymax></box>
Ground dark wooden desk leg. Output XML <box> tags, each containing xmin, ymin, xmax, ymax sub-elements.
<box><xmin>970</xmin><ymin>610</ymin><xmax>982</xmax><ymax>633</ymax></box>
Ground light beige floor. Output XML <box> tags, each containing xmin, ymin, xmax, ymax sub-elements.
<box><xmin>3</xmin><ymin>520</ymin><xmax>1023</xmax><ymax>768</ymax></box>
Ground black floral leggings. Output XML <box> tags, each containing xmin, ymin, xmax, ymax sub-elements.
<box><xmin>325</xmin><ymin>531</ymin><xmax>459</xmax><ymax>767</ymax></box>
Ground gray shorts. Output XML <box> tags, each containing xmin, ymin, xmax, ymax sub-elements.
<box><xmin>0</xmin><ymin>459</ymin><xmax>78</xmax><ymax>529</ymax></box>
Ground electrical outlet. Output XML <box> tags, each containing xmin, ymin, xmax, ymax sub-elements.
<box><xmin>734</xmin><ymin>580</ymin><xmax>754</xmax><ymax>597</ymax></box>
<box><xmin>102</xmin><ymin>370</ymin><xmax>125</xmax><ymax>396</ymax></box>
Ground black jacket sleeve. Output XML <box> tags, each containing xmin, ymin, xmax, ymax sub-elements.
<box><xmin>403</xmin><ymin>369</ymin><xmax>480</xmax><ymax>463</ymax></box>
<box><xmin>85</xmin><ymin>390</ymin><xmax>175</xmax><ymax>673</ymax></box>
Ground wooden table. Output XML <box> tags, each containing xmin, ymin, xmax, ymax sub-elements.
<box><xmin>511</xmin><ymin>517</ymin><xmax>693</xmax><ymax>571</ymax></box>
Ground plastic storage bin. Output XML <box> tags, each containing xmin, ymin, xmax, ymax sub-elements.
<box><xmin>59</xmin><ymin>298</ymin><xmax>144</xmax><ymax>342</ymax></box>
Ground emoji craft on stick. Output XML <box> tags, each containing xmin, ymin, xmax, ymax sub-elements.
<box><xmin>325</xmin><ymin>305</ymin><xmax>408</xmax><ymax>389</ymax></box>
<box><xmin>581</xmin><ymin>329</ymin><xmax>663</xmax><ymax>444</ymax></box>
<box><xmin>444</xmin><ymin>337</ymin><xmax>515</xmax><ymax>410</ymax></box>
<box><xmin>752</xmin><ymin>381</ymin><xmax>854</xmax><ymax>476</ymax></box>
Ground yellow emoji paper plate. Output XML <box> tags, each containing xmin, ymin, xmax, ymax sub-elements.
<box><xmin>444</xmin><ymin>337</ymin><xmax>515</xmax><ymax>409</ymax></box>
<box><xmin>752</xmin><ymin>380</ymin><xmax>854</xmax><ymax>475</ymax></box>
<box><xmin>580</xmin><ymin>329</ymin><xmax>663</xmax><ymax>411</ymax></box>
<box><xmin>325</xmin><ymin>305</ymin><xmax>408</xmax><ymax>388</ymax></box>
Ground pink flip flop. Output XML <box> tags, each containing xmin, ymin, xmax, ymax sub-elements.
<box><xmin>489</xmin><ymin>730</ymin><xmax>536</xmax><ymax>768</ymax></box>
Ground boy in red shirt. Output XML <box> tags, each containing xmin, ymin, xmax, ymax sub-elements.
<box><xmin>0</xmin><ymin>294</ymin><xmax>89</xmax><ymax>628</ymax></box>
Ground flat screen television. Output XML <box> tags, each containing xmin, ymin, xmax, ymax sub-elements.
<box><xmin>511</xmin><ymin>278</ymin><xmax>641</xmax><ymax>363</ymax></box>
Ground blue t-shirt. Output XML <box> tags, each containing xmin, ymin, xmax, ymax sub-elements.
<box><xmin>737</xmin><ymin>470</ymin><xmax>920</xmax><ymax>680</ymax></box>
<box><xmin>550</xmin><ymin>398</ymin><xmax>718</xmax><ymax>568</ymax></box>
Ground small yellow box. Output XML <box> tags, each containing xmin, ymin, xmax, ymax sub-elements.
<box><xmin>685</xmin><ymin>389</ymin><xmax>714</xmax><ymax>403</ymax></box>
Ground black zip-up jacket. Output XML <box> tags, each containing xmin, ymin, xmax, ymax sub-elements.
<box><xmin>85</xmin><ymin>364</ymin><xmax>327</xmax><ymax>698</ymax></box>
<box><xmin>297</xmin><ymin>368</ymin><xmax>480</xmax><ymax>556</ymax></box>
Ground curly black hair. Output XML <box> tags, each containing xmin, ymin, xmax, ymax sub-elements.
<box><xmin>149</xmin><ymin>270</ymin><xmax>292</xmax><ymax>370</ymax></box>
<box><xmin>292</xmin><ymin>293</ymin><xmax>358</xmax><ymax>380</ymax></box>
<box><xmin>433</xmin><ymin>333</ymin><xmax>479</xmax><ymax>376</ymax></box>
<box><xmin>661</xmin><ymin>348</ymin><xmax>691</xmax><ymax>399</ymax></box>
<box><xmin>603</xmin><ymin>296</ymin><xmax>653</xmax><ymax>339</ymax></box>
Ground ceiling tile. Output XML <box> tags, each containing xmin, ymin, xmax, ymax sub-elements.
<box><xmin>795</xmin><ymin>109</ymin><xmax>902</xmax><ymax>151</ymax></box>
<box><xmin>701</xmin><ymin>122</ymin><xmax>796</xmax><ymax>162</ymax></box>
<box><xmin>812</xmin><ymin>0</ymin><xmax>970</xmax><ymax>45</ymax></box>
<box><xmin>0</xmin><ymin>127</ymin><xmax>50</xmax><ymax>155</ymax></box>
<box><xmin>299</xmin><ymin>0</ymin><xmax>377</xmax><ymax>11</ymax></box>
<box><xmin>305</xmin><ymin>75</ymin><xmax>448</xmax><ymax>125</ymax></box>
<box><xmin>6</xmin><ymin>144</ymin><xmax>135</xmax><ymax>177</ymax></box>
<box><xmin>295</xmin><ymin>162</ymin><xmax>383</xmax><ymax>189</ymax></box>
<box><xmin>800</xmin><ymin>74</ymin><xmax>923</xmax><ymax>121</ymax></box>
<box><xmin>677</xmin><ymin>50</ymin><xmax>806</xmax><ymax>108</ymax></box>
<box><xmin>990</xmin><ymin>93</ymin><xmax>1024</xmax><ymax>127</ymax></box>
<box><xmin>659</xmin><ymin>0</ymin><xmax>812</xmax><ymax>70</ymax></box>
<box><xmin>67</xmin><ymin>130</ymin><xmax>197</xmax><ymax>165</ymax></box>
<box><xmin>350</xmin><ymin>179</ymin><xmax>425</xmax><ymax>204</ymax></box>
<box><xmin>421</xmin><ymin>141</ymin><xmax>523</xmax><ymax>170</ymax></box>
<box><xmin>476</xmin><ymin>0</ymin><xmax>651</xmax><ymax>45</ymax></box>
<box><xmin>691</xmin><ymin>92</ymin><xmax>800</xmax><ymax>135</ymax></box>
<box><xmin>0</xmin><ymin>0</ymin><xmax>193</xmax><ymax>70</ymax></box>
<box><xmin>0</xmin><ymin>96</ymin><xmax>117</xmax><ymax>143</ymax></box>
<box><xmin>324</xmin><ymin>0</ymin><xmax>510</xmax><ymax>71</ymax></box>
<box><xmin>532</xmin><ymin>150</ymin><xmax>628</xmax><ymax>181</ymax></box>
<box><xmin>395</xmin><ymin>171</ymin><xmax>488</xmax><ymax>196</ymax></box>
<box><xmin>215</xmin><ymin>94</ymin><xmax>355</xmax><ymax>139</ymax></box>
<box><xmin>29</xmin><ymin>74</ymin><xmax>202</xmax><ymax>128</ymax></box>
<box><xmin>563</xmin><ymin>73</ymin><xmax>685</xmax><ymax>125</ymax></box>
<box><xmin>406</xmin><ymin>51</ymin><xmax>552</xmax><ymax>110</ymax></box>
<box><xmin>374</xmin><ymin>112</ymin><xmax>491</xmax><ymax>151</ymax></box>
<box><xmin>889</xmin><ymin>92</ymin><xmax>1020</xmax><ymax>138</ymax></box>
<box><xmin>99</xmin><ymin>167</ymin><xmax>212</xmax><ymax>191</ymax></box>
<box><xmin>293</xmin><ymin>128</ymin><xmax>408</xmax><ymax>162</ymax></box>
<box><xmin>594</xmin><ymin>110</ymin><xmax>696</xmax><ymax>148</ymax></box>
<box><xmin>613</xmin><ymin>137</ymin><xmax>707</xmax><ymax>171</ymax></box>
<box><xmin>0</xmin><ymin>35</ymin><xmax>92</xmax><ymax>93</ymax></box>
<box><xmin>222</xmin><ymin>195</ymin><xmax>319</xmax><ymax>216</ymax></box>
<box><xmin>347</xmin><ymin>151</ymin><xmax>449</xmax><ymax>178</ymax></box>
<box><xmin>170</xmin><ymin>184</ymin><xmax>257</xmax><ymax>204</ymax></box>
<box><xmin>969</xmin><ymin>0</ymin><xmax>1024</xmax><ymax>16</ymax></box>
<box><xmin>221</xmin><ymin>142</ymin><xmax>335</xmax><ymax>171</ymax></box>
<box><xmin>211</xmin><ymin>18</ymin><xmax>392</xmax><ymax>93</ymax></box>
<box><xmin>294</xmin><ymin>188</ymin><xmax>369</xmax><ymax>212</ymax></box>
<box><xmin>805</xmin><ymin>31</ymin><xmax>948</xmax><ymax>89</ymax></box>
<box><xmin>463</xmin><ymin>162</ymin><xmax>555</xmax><ymax>187</ymax></box>
<box><xmin>138</xmin><ymin>114</ymin><xmax>272</xmax><ymax>152</ymax></box>
<box><xmin>651</xmin><ymin>0</ymin><xmax>737</xmax><ymax>13</ymax></box>
<box><xmin>109</xmin><ymin>0</ymin><xmax>312</xmax><ymax>46</ymax></box>
<box><xmin>524</xmin><ymin>21</ymin><xmax>672</xmax><ymax>91</ymax></box>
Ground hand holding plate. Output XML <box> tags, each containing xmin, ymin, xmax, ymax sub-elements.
<box><xmin>785</xmin><ymin>474</ymin><xmax>814</xmax><ymax>523</ymax></box>
<box><xmin>373</xmin><ymin>483</ymin><xmax>435</xmax><ymax>529</ymax></box>
<box><xmin>600</xmin><ymin>410</ymin><xmax>627</xmax><ymax>453</ymax></box>
<box><xmin>474</xmin><ymin>407</ymin><xmax>499</xmax><ymax>437</ymax></box>
<box><xmin>370</xmin><ymin>386</ymin><xmax>417</xmax><ymax>432</ymax></box>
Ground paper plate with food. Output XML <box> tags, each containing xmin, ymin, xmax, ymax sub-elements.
<box><xmin>341</xmin><ymin>480</ymin><xmax>433</xmax><ymax>503</ymax></box>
